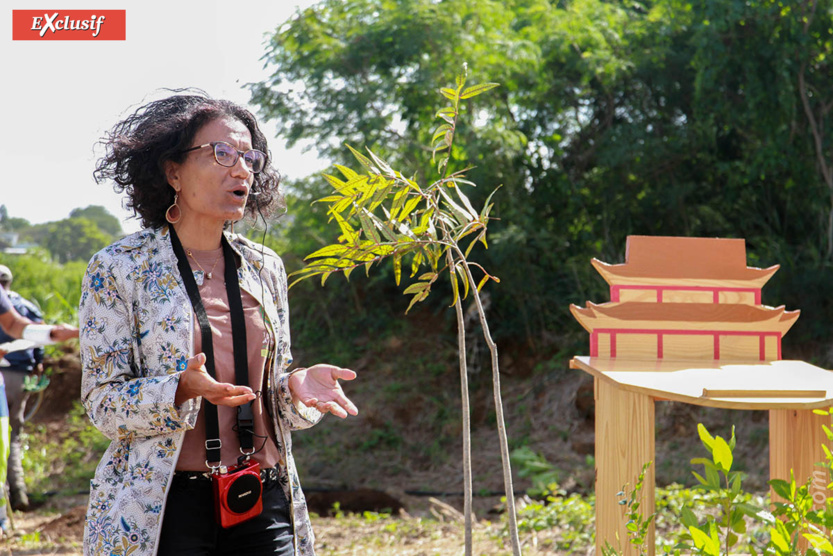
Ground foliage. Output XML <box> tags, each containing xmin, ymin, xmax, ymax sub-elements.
<box><xmin>510</xmin><ymin>446</ymin><xmax>560</xmax><ymax>499</ymax></box>
<box><xmin>0</xmin><ymin>250</ymin><xmax>85</xmax><ymax>322</ymax></box>
<box><xmin>42</xmin><ymin>217</ymin><xmax>111</xmax><ymax>264</ymax></box>
<box><xmin>770</xmin><ymin>406</ymin><xmax>833</xmax><ymax>555</ymax></box>
<box><xmin>596</xmin><ymin>420</ymin><xmax>833</xmax><ymax>555</ymax></box>
<box><xmin>69</xmin><ymin>205</ymin><xmax>123</xmax><ymax>237</ymax></box>
<box><xmin>0</xmin><ymin>204</ymin><xmax>31</xmax><ymax>233</ymax></box>
<box><xmin>674</xmin><ymin>424</ymin><xmax>762</xmax><ymax>555</ymax></box>
<box><xmin>602</xmin><ymin>462</ymin><xmax>656</xmax><ymax>556</ymax></box>
<box><xmin>250</xmin><ymin>0</ymin><xmax>833</xmax><ymax>359</ymax></box>
<box><xmin>21</xmin><ymin>401</ymin><xmax>108</xmax><ymax>500</ymax></box>
<box><xmin>516</xmin><ymin>485</ymin><xmax>596</xmax><ymax>553</ymax></box>
<box><xmin>1</xmin><ymin>204</ymin><xmax>122</xmax><ymax>265</ymax></box>
<box><xmin>287</xmin><ymin>71</ymin><xmax>500</xmax><ymax>311</ymax></box>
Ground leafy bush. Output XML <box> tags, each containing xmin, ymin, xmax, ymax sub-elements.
<box><xmin>0</xmin><ymin>250</ymin><xmax>85</xmax><ymax>323</ymax></box>
<box><xmin>590</xmin><ymin>420</ymin><xmax>833</xmax><ymax>555</ymax></box>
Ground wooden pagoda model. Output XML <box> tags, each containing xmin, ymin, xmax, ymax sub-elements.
<box><xmin>571</xmin><ymin>235</ymin><xmax>798</xmax><ymax>361</ymax></box>
<box><xmin>569</xmin><ymin>236</ymin><xmax>833</xmax><ymax>556</ymax></box>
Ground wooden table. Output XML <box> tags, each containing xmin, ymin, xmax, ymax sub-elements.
<box><xmin>570</xmin><ymin>356</ymin><xmax>833</xmax><ymax>556</ymax></box>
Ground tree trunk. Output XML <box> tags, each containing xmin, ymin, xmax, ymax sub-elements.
<box><xmin>456</xmin><ymin>247</ymin><xmax>521</xmax><ymax>555</ymax></box>
<box><xmin>448</xmin><ymin>251</ymin><xmax>474</xmax><ymax>555</ymax></box>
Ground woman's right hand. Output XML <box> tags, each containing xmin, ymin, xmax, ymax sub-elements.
<box><xmin>174</xmin><ymin>353</ymin><xmax>256</xmax><ymax>407</ymax></box>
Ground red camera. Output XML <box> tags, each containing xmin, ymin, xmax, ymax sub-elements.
<box><xmin>212</xmin><ymin>460</ymin><xmax>263</xmax><ymax>528</ymax></box>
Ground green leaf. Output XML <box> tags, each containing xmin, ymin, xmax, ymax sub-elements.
<box><xmin>450</xmin><ymin>268</ymin><xmax>460</xmax><ymax>308</ymax></box>
<box><xmin>712</xmin><ymin>435</ymin><xmax>733</xmax><ymax>472</ymax></box>
<box><xmin>368</xmin><ymin>181</ymin><xmax>394</xmax><ymax>212</ymax></box>
<box><xmin>346</xmin><ymin>144</ymin><xmax>374</xmax><ymax>171</ymax></box>
<box><xmin>377</xmin><ymin>220</ymin><xmax>399</xmax><ymax>243</ymax></box>
<box><xmin>769</xmin><ymin>478</ymin><xmax>792</xmax><ymax>501</ymax></box>
<box><xmin>464</xmin><ymin>231</ymin><xmax>484</xmax><ymax>258</ymax></box>
<box><xmin>335</xmin><ymin>164</ymin><xmax>359</xmax><ymax>181</ymax></box>
<box><xmin>457</xmin><ymin>263</ymin><xmax>470</xmax><ymax>301</ymax></box>
<box><xmin>476</xmin><ymin>273</ymin><xmax>490</xmax><ymax>293</ymax></box>
<box><xmin>323</xmin><ymin>173</ymin><xmax>347</xmax><ymax>192</ymax></box>
<box><xmin>305</xmin><ymin>244</ymin><xmax>348</xmax><ymax>260</ymax></box>
<box><xmin>737</xmin><ymin>502</ymin><xmax>774</xmax><ymax>523</ymax></box>
<box><xmin>730</xmin><ymin>472</ymin><xmax>742</xmax><ymax>498</ymax></box>
<box><xmin>805</xmin><ymin>533</ymin><xmax>833</xmax><ymax>554</ymax></box>
<box><xmin>689</xmin><ymin>526</ymin><xmax>720</xmax><ymax>556</ymax></box>
<box><xmin>770</xmin><ymin>524</ymin><xmax>791</xmax><ymax>553</ymax></box>
<box><xmin>366</xmin><ymin>148</ymin><xmax>394</xmax><ymax>176</ymax></box>
<box><xmin>390</xmin><ymin>187</ymin><xmax>409</xmax><ymax>220</ymax></box>
<box><xmin>406</xmin><ymin>289</ymin><xmax>429</xmax><ymax>313</ymax></box>
<box><xmin>332</xmin><ymin>212</ymin><xmax>357</xmax><ymax>244</ymax></box>
<box><xmin>393</xmin><ymin>253</ymin><xmax>402</xmax><ymax>286</ymax></box>
<box><xmin>432</xmin><ymin>142</ymin><xmax>449</xmax><ymax>162</ymax></box>
<box><xmin>691</xmin><ymin>471</ymin><xmax>709</xmax><ymax>487</ymax></box>
<box><xmin>730</xmin><ymin>509</ymin><xmax>746</xmax><ymax>533</ymax></box>
<box><xmin>460</xmin><ymin>82</ymin><xmax>500</xmax><ymax>99</ymax></box>
<box><xmin>704</xmin><ymin>464</ymin><xmax>721</xmax><ymax>490</ymax></box>
<box><xmin>416</xmin><ymin>208</ymin><xmax>434</xmax><ymax>235</ymax></box>
<box><xmin>439</xmin><ymin>187</ymin><xmax>473</xmax><ymax>223</ymax></box>
<box><xmin>680</xmin><ymin>506</ymin><xmax>698</xmax><ymax>528</ymax></box>
<box><xmin>331</xmin><ymin>195</ymin><xmax>354</xmax><ymax>217</ymax></box>
<box><xmin>480</xmin><ymin>185</ymin><xmax>502</xmax><ymax>221</ymax></box>
<box><xmin>452</xmin><ymin>181</ymin><xmax>480</xmax><ymax>220</ymax></box>
<box><xmin>432</xmin><ymin>123</ymin><xmax>453</xmax><ymax>143</ymax></box>
<box><xmin>697</xmin><ymin>423</ymin><xmax>715</xmax><ymax>453</ymax></box>
<box><xmin>440</xmin><ymin>87</ymin><xmax>458</xmax><ymax>101</ymax></box>
<box><xmin>312</xmin><ymin>194</ymin><xmax>346</xmax><ymax>204</ymax></box>
<box><xmin>435</xmin><ymin>107</ymin><xmax>457</xmax><ymax>124</ymax></box>
<box><xmin>400</xmin><ymin>196</ymin><xmax>423</xmax><ymax>222</ymax></box>
<box><xmin>403</xmin><ymin>281</ymin><xmax>430</xmax><ymax>295</ymax></box>
<box><xmin>358</xmin><ymin>210</ymin><xmax>381</xmax><ymax>244</ymax></box>
<box><xmin>410</xmin><ymin>250</ymin><xmax>424</xmax><ymax>277</ymax></box>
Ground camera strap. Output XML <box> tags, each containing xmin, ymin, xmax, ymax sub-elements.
<box><xmin>169</xmin><ymin>226</ymin><xmax>256</xmax><ymax>466</ymax></box>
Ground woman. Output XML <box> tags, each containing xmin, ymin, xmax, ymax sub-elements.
<box><xmin>80</xmin><ymin>93</ymin><xmax>358</xmax><ymax>556</ymax></box>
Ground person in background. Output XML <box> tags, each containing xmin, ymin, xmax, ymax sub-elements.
<box><xmin>0</xmin><ymin>264</ymin><xmax>76</xmax><ymax>511</ymax></box>
<box><xmin>0</xmin><ymin>273</ymin><xmax>78</xmax><ymax>533</ymax></box>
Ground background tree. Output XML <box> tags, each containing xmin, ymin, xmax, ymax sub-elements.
<box><xmin>69</xmin><ymin>205</ymin><xmax>123</xmax><ymax>238</ymax></box>
<box><xmin>250</xmin><ymin>0</ymin><xmax>833</xmax><ymax>360</ymax></box>
<box><xmin>42</xmin><ymin>217</ymin><xmax>110</xmax><ymax>264</ymax></box>
<box><xmin>0</xmin><ymin>205</ymin><xmax>31</xmax><ymax>234</ymax></box>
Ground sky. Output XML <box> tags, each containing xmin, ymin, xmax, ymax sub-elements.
<box><xmin>1</xmin><ymin>0</ymin><xmax>326</xmax><ymax>235</ymax></box>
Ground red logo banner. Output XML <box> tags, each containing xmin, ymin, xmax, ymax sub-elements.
<box><xmin>12</xmin><ymin>10</ymin><xmax>126</xmax><ymax>40</ymax></box>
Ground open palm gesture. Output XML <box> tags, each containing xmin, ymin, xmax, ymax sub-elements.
<box><xmin>288</xmin><ymin>364</ymin><xmax>358</xmax><ymax>419</ymax></box>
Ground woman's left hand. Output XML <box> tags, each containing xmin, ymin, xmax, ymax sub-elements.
<box><xmin>288</xmin><ymin>365</ymin><xmax>358</xmax><ymax>419</ymax></box>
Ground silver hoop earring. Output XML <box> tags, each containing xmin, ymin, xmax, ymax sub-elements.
<box><xmin>165</xmin><ymin>193</ymin><xmax>181</xmax><ymax>224</ymax></box>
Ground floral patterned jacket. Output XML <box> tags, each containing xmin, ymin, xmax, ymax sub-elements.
<box><xmin>79</xmin><ymin>226</ymin><xmax>322</xmax><ymax>556</ymax></box>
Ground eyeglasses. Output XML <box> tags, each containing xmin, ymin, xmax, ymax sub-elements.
<box><xmin>181</xmin><ymin>141</ymin><xmax>267</xmax><ymax>174</ymax></box>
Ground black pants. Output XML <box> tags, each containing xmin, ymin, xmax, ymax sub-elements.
<box><xmin>158</xmin><ymin>471</ymin><xmax>294</xmax><ymax>555</ymax></box>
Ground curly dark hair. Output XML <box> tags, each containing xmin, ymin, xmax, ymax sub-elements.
<box><xmin>94</xmin><ymin>91</ymin><xmax>283</xmax><ymax>229</ymax></box>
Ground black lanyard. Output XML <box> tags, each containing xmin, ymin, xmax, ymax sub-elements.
<box><xmin>169</xmin><ymin>226</ymin><xmax>255</xmax><ymax>466</ymax></box>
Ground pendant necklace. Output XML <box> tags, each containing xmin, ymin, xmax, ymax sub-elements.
<box><xmin>186</xmin><ymin>249</ymin><xmax>222</xmax><ymax>280</ymax></box>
